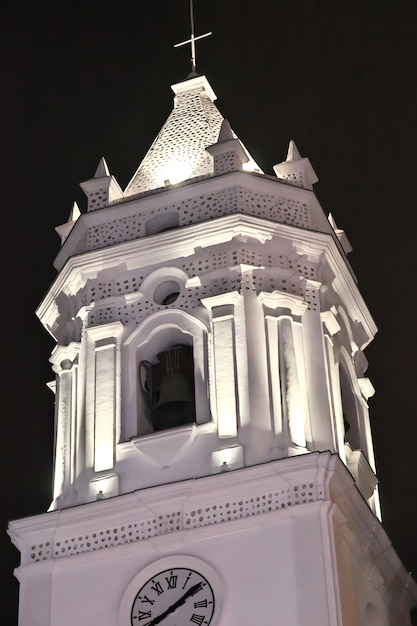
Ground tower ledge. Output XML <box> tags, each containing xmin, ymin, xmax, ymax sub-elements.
<box><xmin>8</xmin><ymin>452</ymin><xmax>417</xmax><ymax>620</ymax></box>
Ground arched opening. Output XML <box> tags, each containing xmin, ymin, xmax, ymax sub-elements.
<box><xmin>145</xmin><ymin>212</ymin><xmax>179</xmax><ymax>236</ymax></box>
<box><xmin>139</xmin><ymin>344</ymin><xmax>196</xmax><ymax>431</ymax></box>
<box><xmin>340</xmin><ymin>364</ymin><xmax>361</xmax><ymax>451</ymax></box>
<box><xmin>122</xmin><ymin>309</ymin><xmax>211</xmax><ymax>440</ymax></box>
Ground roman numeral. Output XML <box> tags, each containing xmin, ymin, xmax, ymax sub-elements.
<box><xmin>182</xmin><ymin>572</ymin><xmax>192</xmax><ymax>589</ymax></box>
<box><xmin>194</xmin><ymin>600</ymin><xmax>207</xmax><ymax>608</ymax></box>
<box><xmin>190</xmin><ymin>614</ymin><xmax>205</xmax><ymax>625</ymax></box>
<box><xmin>150</xmin><ymin>580</ymin><xmax>164</xmax><ymax>596</ymax></box>
<box><xmin>139</xmin><ymin>595</ymin><xmax>155</xmax><ymax>606</ymax></box>
<box><xmin>138</xmin><ymin>610</ymin><xmax>152</xmax><ymax>621</ymax></box>
<box><xmin>166</xmin><ymin>574</ymin><xmax>177</xmax><ymax>589</ymax></box>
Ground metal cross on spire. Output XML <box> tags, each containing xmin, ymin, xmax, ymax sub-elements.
<box><xmin>174</xmin><ymin>0</ymin><xmax>212</xmax><ymax>76</ymax></box>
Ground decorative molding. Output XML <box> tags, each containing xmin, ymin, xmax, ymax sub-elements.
<box><xmin>9</xmin><ymin>452</ymin><xmax>417</xmax><ymax>609</ymax></box>
<box><xmin>321</xmin><ymin>310</ymin><xmax>341</xmax><ymax>337</ymax></box>
<box><xmin>49</xmin><ymin>342</ymin><xmax>81</xmax><ymax>373</ymax></box>
<box><xmin>171</xmin><ymin>75</ymin><xmax>217</xmax><ymax>101</ymax></box>
<box><xmin>85</xmin><ymin>320</ymin><xmax>124</xmax><ymax>340</ymax></box>
<box><xmin>52</xmin><ymin>169</ymin><xmax>329</xmax><ymax>273</ymax></box>
<box><xmin>39</xmin><ymin>211</ymin><xmax>377</xmax><ymax>349</ymax></box>
<box><xmin>258</xmin><ymin>290</ymin><xmax>307</xmax><ymax>316</ymax></box>
<box><xmin>201</xmin><ymin>290</ymin><xmax>242</xmax><ymax>311</ymax></box>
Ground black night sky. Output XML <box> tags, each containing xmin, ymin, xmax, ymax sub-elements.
<box><xmin>1</xmin><ymin>1</ymin><xmax>417</xmax><ymax>623</ymax></box>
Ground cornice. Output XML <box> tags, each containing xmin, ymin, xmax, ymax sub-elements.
<box><xmin>8</xmin><ymin>452</ymin><xmax>416</xmax><ymax>606</ymax></box>
<box><xmin>53</xmin><ymin>169</ymin><xmax>327</xmax><ymax>272</ymax></box>
<box><xmin>37</xmin><ymin>212</ymin><xmax>376</xmax><ymax>346</ymax></box>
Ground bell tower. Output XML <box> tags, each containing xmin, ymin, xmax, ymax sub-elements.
<box><xmin>8</xmin><ymin>70</ymin><xmax>417</xmax><ymax>626</ymax></box>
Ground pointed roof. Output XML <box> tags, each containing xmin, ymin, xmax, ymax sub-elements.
<box><xmin>55</xmin><ymin>201</ymin><xmax>81</xmax><ymax>245</ymax></box>
<box><xmin>274</xmin><ymin>140</ymin><xmax>318</xmax><ymax>190</ymax></box>
<box><xmin>328</xmin><ymin>213</ymin><xmax>353</xmax><ymax>254</ymax></box>
<box><xmin>206</xmin><ymin>119</ymin><xmax>249</xmax><ymax>174</ymax></box>
<box><xmin>286</xmin><ymin>139</ymin><xmax>301</xmax><ymax>161</ymax></box>
<box><xmin>80</xmin><ymin>157</ymin><xmax>123</xmax><ymax>211</ymax></box>
<box><xmin>218</xmin><ymin>118</ymin><xmax>234</xmax><ymax>142</ymax></box>
<box><xmin>124</xmin><ymin>75</ymin><xmax>261</xmax><ymax>197</ymax></box>
<box><xmin>94</xmin><ymin>156</ymin><xmax>110</xmax><ymax>178</ymax></box>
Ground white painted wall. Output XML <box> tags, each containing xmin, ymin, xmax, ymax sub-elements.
<box><xmin>11</xmin><ymin>457</ymin><xmax>415</xmax><ymax>626</ymax></box>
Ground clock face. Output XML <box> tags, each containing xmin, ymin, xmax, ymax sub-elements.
<box><xmin>131</xmin><ymin>567</ymin><xmax>215</xmax><ymax>626</ymax></box>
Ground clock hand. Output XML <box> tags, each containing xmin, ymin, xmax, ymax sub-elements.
<box><xmin>146</xmin><ymin>582</ymin><xmax>203</xmax><ymax>626</ymax></box>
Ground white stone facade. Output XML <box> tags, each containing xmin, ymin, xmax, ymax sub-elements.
<box><xmin>9</xmin><ymin>454</ymin><xmax>416</xmax><ymax>626</ymax></box>
<box><xmin>9</xmin><ymin>74</ymin><xmax>417</xmax><ymax>625</ymax></box>
<box><xmin>36</xmin><ymin>79</ymin><xmax>379</xmax><ymax>513</ymax></box>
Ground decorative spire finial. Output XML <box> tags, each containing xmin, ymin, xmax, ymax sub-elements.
<box><xmin>174</xmin><ymin>0</ymin><xmax>212</xmax><ymax>76</ymax></box>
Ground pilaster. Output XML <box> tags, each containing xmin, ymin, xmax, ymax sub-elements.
<box><xmin>202</xmin><ymin>291</ymin><xmax>244</xmax><ymax>438</ymax></box>
<box><xmin>85</xmin><ymin>322</ymin><xmax>124</xmax><ymax>483</ymax></box>
<box><xmin>259</xmin><ymin>291</ymin><xmax>309</xmax><ymax>457</ymax></box>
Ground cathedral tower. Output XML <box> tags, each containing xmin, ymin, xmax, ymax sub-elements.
<box><xmin>8</xmin><ymin>70</ymin><xmax>417</xmax><ymax>625</ymax></box>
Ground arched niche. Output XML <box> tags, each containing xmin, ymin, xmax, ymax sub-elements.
<box><xmin>145</xmin><ymin>212</ymin><xmax>179</xmax><ymax>236</ymax></box>
<box><xmin>339</xmin><ymin>358</ymin><xmax>361</xmax><ymax>451</ymax></box>
<box><xmin>330</xmin><ymin>306</ymin><xmax>369</xmax><ymax>458</ymax></box>
<box><xmin>122</xmin><ymin>309</ymin><xmax>211</xmax><ymax>440</ymax></box>
<box><xmin>338</xmin><ymin>346</ymin><xmax>369</xmax><ymax>458</ymax></box>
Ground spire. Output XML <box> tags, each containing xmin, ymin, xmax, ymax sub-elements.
<box><xmin>94</xmin><ymin>156</ymin><xmax>110</xmax><ymax>178</ymax></box>
<box><xmin>55</xmin><ymin>201</ymin><xmax>81</xmax><ymax>245</ymax></box>
<box><xmin>124</xmin><ymin>77</ymin><xmax>262</xmax><ymax>197</ymax></box>
<box><xmin>80</xmin><ymin>157</ymin><xmax>123</xmax><ymax>212</ymax></box>
<box><xmin>218</xmin><ymin>119</ymin><xmax>234</xmax><ymax>142</ymax></box>
<box><xmin>273</xmin><ymin>140</ymin><xmax>318</xmax><ymax>190</ymax></box>
<box><xmin>286</xmin><ymin>139</ymin><xmax>301</xmax><ymax>161</ymax></box>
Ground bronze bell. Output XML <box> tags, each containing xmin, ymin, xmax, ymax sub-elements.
<box><xmin>140</xmin><ymin>345</ymin><xmax>196</xmax><ymax>431</ymax></box>
<box><xmin>151</xmin><ymin>370</ymin><xmax>196</xmax><ymax>431</ymax></box>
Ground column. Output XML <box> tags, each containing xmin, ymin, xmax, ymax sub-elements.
<box><xmin>321</xmin><ymin>310</ymin><xmax>343</xmax><ymax>458</ymax></box>
<box><xmin>302</xmin><ymin>279</ymin><xmax>336</xmax><ymax>451</ymax></box>
<box><xmin>49</xmin><ymin>343</ymin><xmax>80</xmax><ymax>501</ymax></box>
